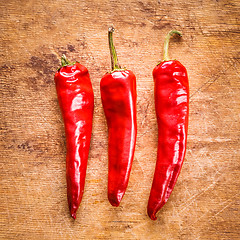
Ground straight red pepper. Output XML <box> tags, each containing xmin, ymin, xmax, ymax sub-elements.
<box><xmin>148</xmin><ymin>30</ymin><xmax>189</xmax><ymax>220</ymax></box>
<box><xmin>54</xmin><ymin>55</ymin><xmax>94</xmax><ymax>219</ymax></box>
<box><xmin>100</xmin><ymin>27</ymin><xmax>137</xmax><ymax>207</ymax></box>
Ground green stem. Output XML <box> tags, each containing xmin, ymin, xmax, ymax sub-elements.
<box><xmin>61</xmin><ymin>54</ymin><xmax>75</xmax><ymax>67</ymax></box>
<box><xmin>163</xmin><ymin>30</ymin><xmax>182</xmax><ymax>61</ymax></box>
<box><xmin>108</xmin><ymin>27</ymin><xmax>121</xmax><ymax>71</ymax></box>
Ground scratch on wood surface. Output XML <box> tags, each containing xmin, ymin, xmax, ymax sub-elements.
<box><xmin>191</xmin><ymin>211</ymin><xmax>209</xmax><ymax>225</ymax></box>
<box><xmin>134</xmin><ymin>158</ymin><xmax>144</xmax><ymax>175</ymax></box>
<box><xmin>213</xmin><ymin>200</ymin><xmax>233</xmax><ymax>217</ymax></box>
<box><xmin>190</xmin><ymin>63</ymin><xmax>234</xmax><ymax>99</ymax></box>
<box><xmin>179</xmin><ymin>171</ymin><xmax>223</xmax><ymax>214</ymax></box>
<box><xmin>140</xmin><ymin>102</ymin><xmax>149</xmax><ymax>126</ymax></box>
<box><xmin>184</xmin><ymin>195</ymin><xmax>238</xmax><ymax>235</ymax></box>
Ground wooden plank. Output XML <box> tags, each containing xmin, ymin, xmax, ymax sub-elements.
<box><xmin>0</xmin><ymin>0</ymin><xmax>239</xmax><ymax>239</ymax></box>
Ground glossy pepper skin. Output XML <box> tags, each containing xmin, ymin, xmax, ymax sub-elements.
<box><xmin>54</xmin><ymin>55</ymin><xmax>94</xmax><ymax>219</ymax></box>
<box><xmin>100</xmin><ymin>27</ymin><xmax>137</xmax><ymax>206</ymax></box>
<box><xmin>147</xmin><ymin>31</ymin><xmax>189</xmax><ymax>220</ymax></box>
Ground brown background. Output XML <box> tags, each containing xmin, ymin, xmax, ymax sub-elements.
<box><xmin>0</xmin><ymin>0</ymin><xmax>239</xmax><ymax>239</ymax></box>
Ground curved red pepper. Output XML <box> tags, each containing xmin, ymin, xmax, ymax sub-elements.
<box><xmin>148</xmin><ymin>30</ymin><xmax>189</xmax><ymax>220</ymax></box>
<box><xmin>54</xmin><ymin>55</ymin><xmax>94</xmax><ymax>219</ymax></box>
<box><xmin>100</xmin><ymin>27</ymin><xmax>137</xmax><ymax>206</ymax></box>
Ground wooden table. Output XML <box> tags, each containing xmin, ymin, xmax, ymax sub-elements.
<box><xmin>1</xmin><ymin>0</ymin><xmax>239</xmax><ymax>239</ymax></box>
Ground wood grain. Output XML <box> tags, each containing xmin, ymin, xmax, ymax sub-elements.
<box><xmin>0</xmin><ymin>0</ymin><xmax>239</xmax><ymax>239</ymax></box>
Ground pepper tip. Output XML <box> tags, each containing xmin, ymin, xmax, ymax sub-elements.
<box><xmin>71</xmin><ymin>212</ymin><xmax>76</xmax><ymax>220</ymax></box>
<box><xmin>108</xmin><ymin>193</ymin><xmax>123</xmax><ymax>207</ymax></box>
<box><xmin>109</xmin><ymin>198</ymin><xmax>120</xmax><ymax>207</ymax></box>
<box><xmin>150</xmin><ymin>214</ymin><xmax>157</xmax><ymax>221</ymax></box>
<box><xmin>147</xmin><ymin>208</ymin><xmax>158</xmax><ymax>221</ymax></box>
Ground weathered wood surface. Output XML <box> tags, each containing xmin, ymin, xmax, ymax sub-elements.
<box><xmin>0</xmin><ymin>0</ymin><xmax>239</xmax><ymax>239</ymax></box>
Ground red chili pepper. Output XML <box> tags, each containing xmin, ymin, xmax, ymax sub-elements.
<box><xmin>147</xmin><ymin>30</ymin><xmax>189</xmax><ymax>220</ymax></box>
<box><xmin>100</xmin><ymin>27</ymin><xmax>137</xmax><ymax>207</ymax></box>
<box><xmin>54</xmin><ymin>55</ymin><xmax>94</xmax><ymax>219</ymax></box>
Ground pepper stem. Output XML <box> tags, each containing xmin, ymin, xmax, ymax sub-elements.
<box><xmin>61</xmin><ymin>54</ymin><xmax>75</xmax><ymax>67</ymax></box>
<box><xmin>108</xmin><ymin>27</ymin><xmax>121</xmax><ymax>71</ymax></box>
<box><xmin>163</xmin><ymin>30</ymin><xmax>182</xmax><ymax>61</ymax></box>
